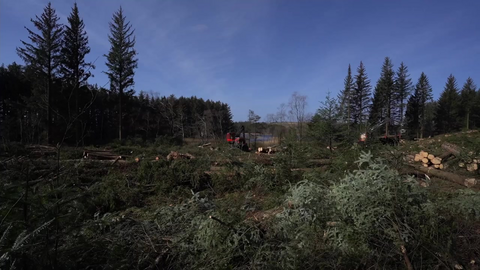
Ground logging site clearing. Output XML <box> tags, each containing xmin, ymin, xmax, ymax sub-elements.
<box><xmin>1</xmin><ymin>130</ymin><xmax>480</xmax><ymax>269</ymax></box>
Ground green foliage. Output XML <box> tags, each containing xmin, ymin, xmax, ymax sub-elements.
<box><xmin>329</xmin><ymin>151</ymin><xmax>480</xmax><ymax>268</ymax></box>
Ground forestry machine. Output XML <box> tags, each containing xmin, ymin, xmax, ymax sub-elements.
<box><xmin>358</xmin><ymin>118</ymin><xmax>405</xmax><ymax>146</ymax></box>
<box><xmin>226</xmin><ymin>125</ymin><xmax>250</xmax><ymax>152</ymax></box>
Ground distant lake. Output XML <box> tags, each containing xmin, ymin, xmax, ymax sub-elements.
<box><xmin>247</xmin><ymin>134</ymin><xmax>274</xmax><ymax>142</ymax></box>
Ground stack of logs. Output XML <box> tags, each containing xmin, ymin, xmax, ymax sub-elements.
<box><xmin>257</xmin><ymin>146</ymin><xmax>276</xmax><ymax>155</ymax></box>
<box><xmin>407</xmin><ymin>142</ymin><xmax>478</xmax><ymax>188</ymax></box>
<box><xmin>414</xmin><ymin>151</ymin><xmax>444</xmax><ymax>169</ymax></box>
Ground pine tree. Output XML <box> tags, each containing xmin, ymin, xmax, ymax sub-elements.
<box><xmin>435</xmin><ymin>74</ymin><xmax>460</xmax><ymax>134</ymax></box>
<box><xmin>16</xmin><ymin>2</ymin><xmax>63</xmax><ymax>144</ymax></box>
<box><xmin>337</xmin><ymin>64</ymin><xmax>354</xmax><ymax>128</ymax></box>
<box><xmin>104</xmin><ymin>6</ymin><xmax>138</xmax><ymax>141</ymax></box>
<box><xmin>458</xmin><ymin>77</ymin><xmax>477</xmax><ymax>130</ymax></box>
<box><xmin>394</xmin><ymin>62</ymin><xmax>413</xmax><ymax>127</ymax></box>
<box><xmin>350</xmin><ymin>61</ymin><xmax>371</xmax><ymax>128</ymax></box>
<box><xmin>61</xmin><ymin>3</ymin><xmax>94</xmax><ymax>143</ymax></box>
<box><xmin>369</xmin><ymin>57</ymin><xmax>395</xmax><ymax>136</ymax></box>
<box><xmin>405</xmin><ymin>72</ymin><xmax>433</xmax><ymax>138</ymax></box>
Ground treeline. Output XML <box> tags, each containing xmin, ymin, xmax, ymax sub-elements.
<box><xmin>0</xmin><ymin>2</ymin><xmax>233</xmax><ymax>146</ymax></box>
<box><xmin>310</xmin><ymin>57</ymin><xmax>480</xmax><ymax>143</ymax></box>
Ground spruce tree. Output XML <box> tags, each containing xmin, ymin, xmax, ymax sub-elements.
<box><xmin>61</xmin><ymin>3</ymin><xmax>94</xmax><ymax>142</ymax></box>
<box><xmin>404</xmin><ymin>91</ymin><xmax>419</xmax><ymax>139</ymax></box>
<box><xmin>458</xmin><ymin>77</ymin><xmax>477</xmax><ymax>130</ymax></box>
<box><xmin>394</xmin><ymin>62</ymin><xmax>413</xmax><ymax>127</ymax></box>
<box><xmin>350</xmin><ymin>61</ymin><xmax>371</xmax><ymax>129</ymax></box>
<box><xmin>416</xmin><ymin>72</ymin><xmax>433</xmax><ymax>138</ymax></box>
<box><xmin>405</xmin><ymin>72</ymin><xmax>433</xmax><ymax>138</ymax></box>
<box><xmin>435</xmin><ymin>74</ymin><xmax>460</xmax><ymax>134</ymax></box>
<box><xmin>17</xmin><ymin>2</ymin><xmax>63</xmax><ymax>144</ymax></box>
<box><xmin>104</xmin><ymin>6</ymin><xmax>138</xmax><ymax>141</ymax></box>
<box><xmin>337</xmin><ymin>64</ymin><xmax>354</xmax><ymax>128</ymax></box>
<box><xmin>369</xmin><ymin>57</ymin><xmax>395</xmax><ymax>135</ymax></box>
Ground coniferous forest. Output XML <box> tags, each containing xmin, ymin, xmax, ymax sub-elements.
<box><xmin>1</xmin><ymin>2</ymin><xmax>480</xmax><ymax>270</ymax></box>
<box><xmin>1</xmin><ymin>3</ymin><xmax>233</xmax><ymax>146</ymax></box>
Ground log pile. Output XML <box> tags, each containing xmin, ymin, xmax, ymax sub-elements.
<box><xmin>408</xmin><ymin>142</ymin><xmax>478</xmax><ymax>188</ymax></box>
<box><xmin>413</xmin><ymin>151</ymin><xmax>444</xmax><ymax>169</ymax></box>
<box><xmin>413</xmin><ymin>144</ymin><xmax>479</xmax><ymax>172</ymax></box>
<box><xmin>256</xmin><ymin>146</ymin><xmax>276</xmax><ymax>155</ymax></box>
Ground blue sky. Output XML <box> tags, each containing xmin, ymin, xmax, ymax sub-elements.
<box><xmin>1</xmin><ymin>0</ymin><xmax>479</xmax><ymax>121</ymax></box>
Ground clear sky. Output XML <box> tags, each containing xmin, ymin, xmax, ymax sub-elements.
<box><xmin>1</xmin><ymin>0</ymin><xmax>479</xmax><ymax>121</ymax></box>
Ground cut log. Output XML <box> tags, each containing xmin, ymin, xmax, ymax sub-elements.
<box><xmin>439</xmin><ymin>151</ymin><xmax>453</xmax><ymax>160</ymax></box>
<box><xmin>427</xmin><ymin>154</ymin><xmax>435</xmax><ymax>160</ymax></box>
<box><xmin>431</xmin><ymin>157</ymin><xmax>442</xmax><ymax>165</ymax></box>
<box><xmin>198</xmin><ymin>143</ymin><xmax>211</xmax><ymax>148</ymax></box>
<box><xmin>420</xmin><ymin>151</ymin><xmax>429</xmax><ymax>158</ymax></box>
<box><xmin>441</xmin><ymin>143</ymin><xmax>462</xmax><ymax>157</ymax></box>
<box><xmin>464</xmin><ymin>178</ymin><xmax>478</xmax><ymax>188</ymax></box>
<box><xmin>434</xmin><ymin>164</ymin><xmax>440</xmax><ymax>169</ymax></box>
<box><xmin>466</xmin><ymin>163</ymin><xmax>478</xmax><ymax>172</ymax></box>
<box><xmin>422</xmin><ymin>163</ymin><xmax>429</xmax><ymax>167</ymax></box>
<box><xmin>439</xmin><ymin>164</ymin><xmax>444</xmax><ymax>170</ymax></box>
<box><xmin>84</xmin><ymin>151</ymin><xmax>123</xmax><ymax>160</ymax></box>
<box><xmin>422</xmin><ymin>158</ymin><xmax>429</xmax><ymax>164</ymax></box>
<box><xmin>414</xmin><ymin>154</ymin><xmax>422</xmax><ymax>162</ymax></box>
<box><xmin>166</xmin><ymin>151</ymin><xmax>195</xmax><ymax>161</ymax></box>
<box><xmin>459</xmin><ymin>162</ymin><xmax>465</xmax><ymax>168</ymax></box>
<box><xmin>411</xmin><ymin>164</ymin><xmax>478</xmax><ymax>188</ymax></box>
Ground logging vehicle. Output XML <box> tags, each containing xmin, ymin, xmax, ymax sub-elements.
<box><xmin>358</xmin><ymin>118</ymin><xmax>405</xmax><ymax>146</ymax></box>
<box><xmin>226</xmin><ymin>125</ymin><xmax>250</xmax><ymax>151</ymax></box>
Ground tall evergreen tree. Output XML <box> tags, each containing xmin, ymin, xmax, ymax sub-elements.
<box><xmin>16</xmin><ymin>2</ymin><xmax>63</xmax><ymax>144</ymax></box>
<box><xmin>350</xmin><ymin>61</ymin><xmax>371</xmax><ymax>128</ymax></box>
<box><xmin>458</xmin><ymin>77</ymin><xmax>477</xmax><ymax>130</ymax></box>
<box><xmin>61</xmin><ymin>3</ymin><xmax>94</xmax><ymax>143</ymax></box>
<box><xmin>369</xmin><ymin>57</ymin><xmax>395</xmax><ymax>135</ymax></box>
<box><xmin>435</xmin><ymin>74</ymin><xmax>460</xmax><ymax>134</ymax></box>
<box><xmin>104</xmin><ymin>6</ymin><xmax>138</xmax><ymax>141</ymax></box>
<box><xmin>405</xmin><ymin>72</ymin><xmax>433</xmax><ymax>138</ymax></box>
<box><xmin>394</xmin><ymin>62</ymin><xmax>413</xmax><ymax>127</ymax></box>
<box><xmin>337</xmin><ymin>64</ymin><xmax>354</xmax><ymax>128</ymax></box>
